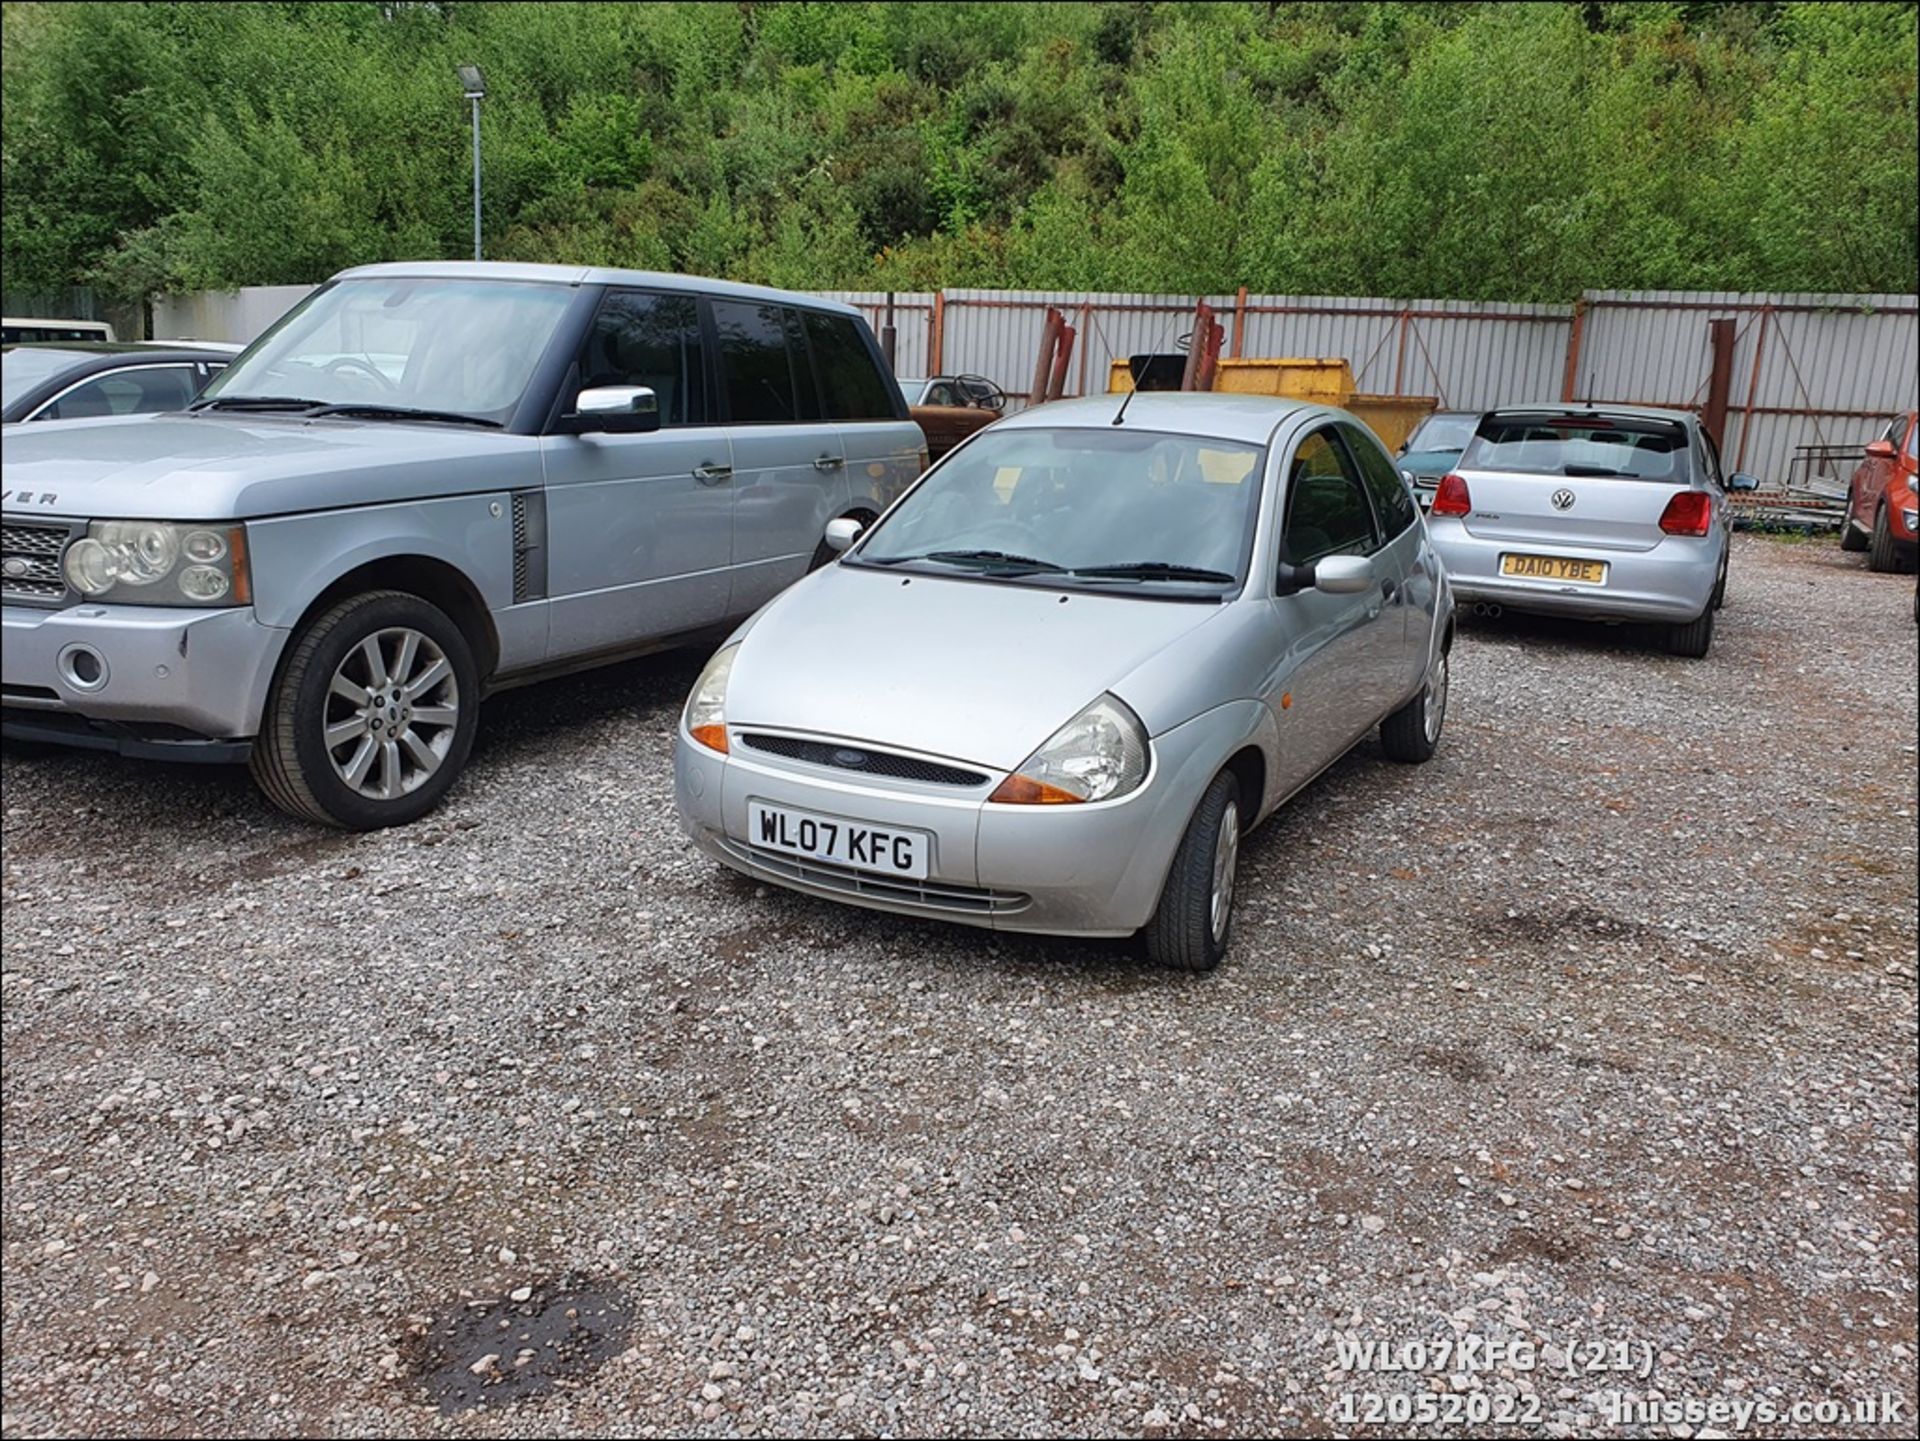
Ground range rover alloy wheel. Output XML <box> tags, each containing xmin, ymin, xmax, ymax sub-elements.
<box><xmin>251</xmin><ymin>590</ymin><xmax>479</xmax><ymax>829</ymax></box>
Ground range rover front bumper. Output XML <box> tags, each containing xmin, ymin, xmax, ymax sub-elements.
<box><xmin>1</xmin><ymin>603</ymin><xmax>288</xmax><ymax>759</ymax></box>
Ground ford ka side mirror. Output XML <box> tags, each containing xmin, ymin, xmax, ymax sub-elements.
<box><xmin>571</xmin><ymin>385</ymin><xmax>660</xmax><ymax>434</ymax></box>
<box><xmin>1277</xmin><ymin>553</ymin><xmax>1373</xmax><ymax>597</ymax></box>
<box><xmin>1728</xmin><ymin>472</ymin><xmax>1761</xmax><ymax>492</ymax></box>
<box><xmin>1864</xmin><ymin>439</ymin><xmax>1896</xmax><ymax>460</ymax></box>
<box><xmin>824</xmin><ymin>516</ymin><xmax>865</xmax><ymax>553</ymax></box>
<box><xmin>1312</xmin><ymin>554</ymin><xmax>1374</xmax><ymax>594</ymax></box>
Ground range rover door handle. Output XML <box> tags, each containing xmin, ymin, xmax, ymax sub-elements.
<box><xmin>812</xmin><ymin>454</ymin><xmax>845</xmax><ymax>472</ymax></box>
<box><xmin>692</xmin><ymin>463</ymin><xmax>732</xmax><ymax>485</ymax></box>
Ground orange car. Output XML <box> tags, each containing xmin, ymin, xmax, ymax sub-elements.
<box><xmin>902</xmin><ymin>374</ymin><xmax>1006</xmax><ymax>462</ymax></box>
<box><xmin>1840</xmin><ymin>410</ymin><xmax>1918</xmax><ymax>572</ymax></box>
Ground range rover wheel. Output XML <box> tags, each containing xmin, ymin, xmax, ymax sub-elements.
<box><xmin>251</xmin><ymin>590</ymin><xmax>478</xmax><ymax>830</ymax></box>
<box><xmin>1143</xmin><ymin>771</ymin><xmax>1241</xmax><ymax>973</ymax></box>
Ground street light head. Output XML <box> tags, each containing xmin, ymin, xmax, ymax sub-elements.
<box><xmin>457</xmin><ymin>63</ymin><xmax>486</xmax><ymax>99</ymax></box>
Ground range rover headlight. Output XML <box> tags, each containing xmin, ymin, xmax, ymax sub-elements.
<box><xmin>62</xmin><ymin>521</ymin><xmax>249</xmax><ymax>606</ymax></box>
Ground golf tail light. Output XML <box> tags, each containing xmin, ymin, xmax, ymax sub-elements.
<box><xmin>1658</xmin><ymin>491</ymin><xmax>1712</xmax><ymax>536</ymax></box>
<box><xmin>1431</xmin><ymin>473</ymin><xmax>1472</xmax><ymax>517</ymax></box>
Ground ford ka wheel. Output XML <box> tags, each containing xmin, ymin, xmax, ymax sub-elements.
<box><xmin>250</xmin><ymin>590</ymin><xmax>479</xmax><ymax>830</ymax></box>
<box><xmin>1144</xmin><ymin>771</ymin><xmax>1241</xmax><ymax>973</ymax></box>
<box><xmin>1209</xmin><ymin>799</ymin><xmax>1240</xmax><ymax>945</ymax></box>
<box><xmin>1381</xmin><ymin>647</ymin><xmax>1447</xmax><ymax>763</ymax></box>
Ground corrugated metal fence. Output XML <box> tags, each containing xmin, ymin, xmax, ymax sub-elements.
<box><xmin>1570</xmin><ymin>290</ymin><xmax>1919</xmax><ymax>493</ymax></box>
<box><xmin>136</xmin><ymin>281</ymin><xmax>1916</xmax><ymax>486</ymax></box>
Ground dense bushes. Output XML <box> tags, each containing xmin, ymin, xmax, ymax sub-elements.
<box><xmin>2</xmin><ymin>2</ymin><xmax>1913</xmax><ymax>304</ymax></box>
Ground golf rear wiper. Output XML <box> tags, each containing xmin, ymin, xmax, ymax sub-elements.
<box><xmin>872</xmin><ymin>548</ymin><xmax>1065</xmax><ymax>573</ymax></box>
<box><xmin>1069</xmin><ymin>561</ymin><xmax>1237</xmax><ymax>583</ymax></box>
<box><xmin>189</xmin><ymin>395</ymin><xmax>324</xmax><ymax>412</ymax></box>
<box><xmin>303</xmin><ymin>403</ymin><xmax>502</xmax><ymax>429</ymax></box>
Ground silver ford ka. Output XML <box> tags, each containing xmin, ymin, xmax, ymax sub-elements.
<box><xmin>1425</xmin><ymin>404</ymin><xmax>1760</xmax><ymax>657</ymax></box>
<box><xmin>673</xmin><ymin>394</ymin><xmax>1455</xmax><ymax>970</ymax></box>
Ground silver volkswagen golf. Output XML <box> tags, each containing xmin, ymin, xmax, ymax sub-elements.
<box><xmin>673</xmin><ymin>394</ymin><xmax>1455</xmax><ymax>970</ymax></box>
<box><xmin>1425</xmin><ymin>404</ymin><xmax>1759</xmax><ymax>657</ymax></box>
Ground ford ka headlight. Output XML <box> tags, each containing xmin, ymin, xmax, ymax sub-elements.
<box><xmin>989</xmin><ymin>694</ymin><xmax>1149</xmax><ymax>805</ymax></box>
<box><xmin>684</xmin><ymin>644</ymin><xmax>738</xmax><ymax>754</ymax></box>
<box><xmin>62</xmin><ymin>522</ymin><xmax>248</xmax><ymax>606</ymax></box>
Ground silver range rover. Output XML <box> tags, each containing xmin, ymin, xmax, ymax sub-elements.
<box><xmin>1</xmin><ymin>261</ymin><xmax>924</xmax><ymax>828</ymax></box>
<box><xmin>1424</xmin><ymin>404</ymin><xmax>1760</xmax><ymax>658</ymax></box>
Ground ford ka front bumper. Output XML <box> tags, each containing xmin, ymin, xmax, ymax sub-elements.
<box><xmin>674</xmin><ymin>714</ymin><xmax>1239</xmax><ymax>939</ymax></box>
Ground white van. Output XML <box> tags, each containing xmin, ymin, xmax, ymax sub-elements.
<box><xmin>1</xmin><ymin>317</ymin><xmax>117</xmax><ymax>344</ymax></box>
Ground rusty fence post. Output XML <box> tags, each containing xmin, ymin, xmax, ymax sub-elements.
<box><xmin>930</xmin><ymin>292</ymin><xmax>946</xmax><ymax>377</ymax></box>
<box><xmin>1734</xmin><ymin>306</ymin><xmax>1771</xmax><ymax>474</ymax></box>
<box><xmin>1702</xmin><ymin>317</ymin><xmax>1735</xmax><ymax>449</ymax></box>
<box><xmin>1048</xmin><ymin>323</ymin><xmax>1076</xmax><ymax>401</ymax></box>
<box><xmin>1231</xmin><ymin>286</ymin><xmax>1248</xmax><ymax>359</ymax></box>
<box><xmin>1560</xmin><ymin>298</ymin><xmax>1589</xmax><ymax>402</ymax></box>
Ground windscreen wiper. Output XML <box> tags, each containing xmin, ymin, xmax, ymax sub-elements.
<box><xmin>303</xmin><ymin>403</ymin><xmax>502</xmax><ymax>429</ymax></box>
<box><xmin>870</xmin><ymin>548</ymin><xmax>1064</xmax><ymax>573</ymax></box>
<box><xmin>189</xmin><ymin>395</ymin><xmax>324</xmax><ymax>412</ymax></box>
<box><xmin>1069</xmin><ymin>561</ymin><xmax>1237</xmax><ymax>583</ymax></box>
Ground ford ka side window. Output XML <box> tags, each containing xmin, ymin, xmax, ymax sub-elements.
<box><xmin>1337</xmin><ymin>422</ymin><xmax>1417</xmax><ymax>537</ymax></box>
<box><xmin>1282</xmin><ymin>428</ymin><xmax>1383</xmax><ymax>567</ymax></box>
<box><xmin>578</xmin><ymin>291</ymin><xmax>707</xmax><ymax>426</ymax></box>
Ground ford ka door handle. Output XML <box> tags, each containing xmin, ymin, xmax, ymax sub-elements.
<box><xmin>813</xmin><ymin>454</ymin><xmax>845</xmax><ymax>472</ymax></box>
<box><xmin>692</xmin><ymin>463</ymin><xmax>732</xmax><ymax>485</ymax></box>
<box><xmin>1381</xmin><ymin>578</ymin><xmax>1398</xmax><ymax>603</ymax></box>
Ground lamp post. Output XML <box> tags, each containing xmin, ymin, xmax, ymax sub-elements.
<box><xmin>457</xmin><ymin>63</ymin><xmax>486</xmax><ymax>261</ymax></box>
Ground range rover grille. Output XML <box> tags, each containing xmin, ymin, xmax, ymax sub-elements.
<box><xmin>1</xmin><ymin>521</ymin><xmax>79</xmax><ymax>605</ymax></box>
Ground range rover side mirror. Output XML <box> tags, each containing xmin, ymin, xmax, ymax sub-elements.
<box><xmin>824</xmin><ymin>516</ymin><xmax>865</xmax><ymax>553</ymax></box>
<box><xmin>1727</xmin><ymin>471</ymin><xmax>1761</xmax><ymax>492</ymax></box>
<box><xmin>571</xmin><ymin>385</ymin><xmax>660</xmax><ymax>434</ymax></box>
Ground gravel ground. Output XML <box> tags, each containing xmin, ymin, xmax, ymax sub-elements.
<box><xmin>2</xmin><ymin>533</ymin><xmax>1915</xmax><ymax>1439</ymax></box>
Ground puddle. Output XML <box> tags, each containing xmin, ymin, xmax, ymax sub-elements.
<box><xmin>405</xmin><ymin>1277</ymin><xmax>632</xmax><ymax>1414</ymax></box>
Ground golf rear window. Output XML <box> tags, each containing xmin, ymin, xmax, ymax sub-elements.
<box><xmin>1462</xmin><ymin>414</ymin><xmax>1692</xmax><ymax>481</ymax></box>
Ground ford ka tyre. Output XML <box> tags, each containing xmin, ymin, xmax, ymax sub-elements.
<box><xmin>251</xmin><ymin>591</ymin><xmax>478</xmax><ymax>829</ymax></box>
<box><xmin>1381</xmin><ymin>647</ymin><xmax>1449</xmax><ymax>763</ymax></box>
<box><xmin>1144</xmin><ymin>771</ymin><xmax>1242</xmax><ymax>973</ymax></box>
